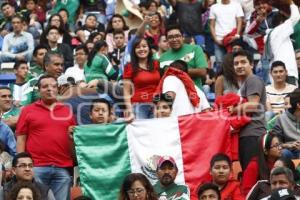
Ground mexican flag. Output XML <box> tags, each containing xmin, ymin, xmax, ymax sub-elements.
<box><xmin>74</xmin><ymin>111</ymin><xmax>232</xmax><ymax>200</ymax></box>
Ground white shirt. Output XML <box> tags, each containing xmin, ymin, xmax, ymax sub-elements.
<box><xmin>209</xmin><ymin>1</ymin><xmax>244</xmax><ymax>40</ymax></box>
<box><xmin>266</xmin><ymin>4</ymin><xmax>300</xmax><ymax>79</ymax></box>
<box><xmin>13</xmin><ymin>83</ymin><xmax>29</xmax><ymax>101</ymax></box>
<box><xmin>65</xmin><ymin>64</ymin><xmax>85</xmax><ymax>83</ymax></box>
<box><xmin>162</xmin><ymin>75</ymin><xmax>210</xmax><ymax>117</ymax></box>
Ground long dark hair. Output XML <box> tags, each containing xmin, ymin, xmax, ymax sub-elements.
<box><xmin>86</xmin><ymin>40</ymin><xmax>108</xmax><ymax>67</ymax></box>
<box><xmin>106</xmin><ymin>14</ymin><xmax>129</xmax><ymax>33</ymax></box>
<box><xmin>258</xmin><ymin>133</ymin><xmax>281</xmax><ymax>180</ymax></box>
<box><xmin>118</xmin><ymin>173</ymin><xmax>158</xmax><ymax>200</ymax></box>
<box><xmin>217</xmin><ymin>53</ymin><xmax>239</xmax><ymax>89</ymax></box>
<box><xmin>130</xmin><ymin>37</ymin><xmax>154</xmax><ymax>75</ymax></box>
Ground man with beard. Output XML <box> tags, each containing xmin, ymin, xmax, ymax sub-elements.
<box><xmin>154</xmin><ymin>156</ymin><xmax>190</xmax><ymax>199</ymax></box>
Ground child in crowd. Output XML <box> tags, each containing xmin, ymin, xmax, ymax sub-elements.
<box><xmin>89</xmin><ymin>98</ymin><xmax>113</xmax><ymax>124</ymax></box>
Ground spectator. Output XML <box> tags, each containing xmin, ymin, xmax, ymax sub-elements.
<box><xmin>27</xmin><ymin>45</ymin><xmax>48</xmax><ymax>81</ymax></box>
<box><xmin>143</xmin><ymin>12</ymin><xmax>165</xmax><ymax>49</ymax></box>
<box><xmin>1</xmin><ymin>15</ymin><xmax>34</xmax><ymax>63</ymax></box>
<box><xmin>40</xmin><ymin>14</ymin><xmax>72</xmax><ymax>47</ymax></box>
<box><xmin>87</xmin><ymin>31</ymin><xmax>104</xmax><ymax>43</ymax></box>
<box><xmin>202</xmin><ymin>51</ymin><xmax>216</xmax><ymax>96</ymax></box>
<box><xmin>153</xmin><ymin>93</ymin><xmax>173</xmax><ymax>118</ymax></box>
<box><xmin>0</xmin><ymin>3</ymin><xmax>16</xmax><ymax>36</ymax></box>
<box><xmin>266</xmin><ymin>61</ymin><xmax>297</xmax><ymax>120</ymax></box>
<box><xmin>244</xmin><ymin>0</ymin><xmax>277</xmax><ymax>55</ymax></box>
<box><xmin>21</xmin><ymin>51</ymin><xmax>64</xmax><ymax>106</ymax></box>
<box><xmin>266</xmin><ymin>1</ymin><xmax>300</xmax><ymax>86</ymax></box>
<box><xmin>209</xmin><ymin>0</ymin><xmax>243</xmax><ymax>69</ymax></box>
<box><xmin>229</xmin><ymin>50</ymin><xmax>266</xmax><ymax>170</ymax></box>
<box><xmin>20</xmin><ymin>0</ymin><xmax>46</xmax><ymax>26</ymax></box>
<box><xmin>84</xmin><ymin>40</ymin><xmax>116</xmax><ymax>83</ymax></box>
<box><xmin>108</xmin><ymin>30</ymin><xmax>126</xmax><ymax>73</ymax></box>
<box><xmin>0</xmin><ymin>86</ymin><xmax>20</xmax><ymax>129</ymax></box>
<box><xmin>7</xmin><ymin>181</ymin><xmax>41</xmax><ymax>200</ymax></box>
<box><xmin>3</xmin><ymin>152</ymin><xmax>55</xmax><ymax>199</ymax></box>
<box><xmin>65</xmin><ymin>45</ymin><xmax>88</xmax><ymax>83</ymax></box>
<box><xmin>11</xmin><ymin>61</ymin><xmax>29</xmax><ymax>105</ymax></box>
<box><xmin>19</xmin><ymin>0</ymin><xmax>44</xmax><ymax>32</ymax></box>
<box><xmin>153</xmin><ymin>35</ymin><xmax>169</xmax><ymax>60</ymax></box>
<box><xmin>16</xmin><ymin>75</ymin><xmax>76</xmax><ymax>200</ymax></box>
<box><xmin>77</xmin><ymin>0</ymin><xmax>106</xmax><ymax>25</ymax></box>
<box><xmin>247</xmin><ymin>157</ymin><xmax>300</xmax><ymax>200</ymax></box>
<box><xmin>89</xmin><ymin>98</ymin><xmax>113</xmax><ymax>124</ymax></box>
<box><xmin>197</xmin><ymin>183</ymin><xmax>221</xmax><ymax>200</ymax></box>
<box><xmin>242</xmin><ymin>133</ymin><xmax>282</xmax><ymax>195</ymax></box>
<box><xmin>258</xmin><ymin>167</ymin><xmax>298</xmax><ymax>200</ymax></box>
<box><xmin>209</xmin><ymin>153</ymin><xmax>244</xmax><ymax>200</ymax></box>
<box><xmin>123</xmin><ymin>37</ymin><xmax>161</xmax><ymax>120</ymax></box>
<box><xmin>160</xmin><ymin>24</ymin><xmax>208</xmax><ymax>89</ymax></box>
<box><xmin>118</xmin><ymin>173</ymin><xmax>158</xmax><ymax>200</ymax></box>
<box><xmin>272</xmin><ymin>88</ymin><xmax>300</xmax><ymax>159</ymax></box>
<box><xmin>58</xmin><ymin>8</ymin><xmax>72</xmax><ymax>32</ymax></box>
<box><xmin>106</xmin><ymin>14</ymin><xmax>129</xmax><ymax>53</ymax></box>
<box><xmin>214</xmin><ymin>53</ymin><xmax>238</xmax><ymax>97</ymax></box>
<box><xmin>153</xmin><ymin>156</ymin><xmax>190</xmax><ymax>199</ymax></box>
<box><xmin>44</xmin><ymin>26</ymin><xmax>73</xmax><ymax>69</ymax></box>
<box><xmin>158</xmin><ymin>60</ymin><xmax>210</xmax><ymax>117</ymax></box>
<box><xmin>274</xmin><ymin>157</ymin><xmax>300</xmax><ymax>185</ymax></box>
<box><xmin>168</xmin><ymin>0</ymin><xmax>206</xmax><ymax>47</ymax></box>
<box><xmin>76</xmin><ymin>14</ymin><xmax>105</xmax><ymax>44</ymax></box>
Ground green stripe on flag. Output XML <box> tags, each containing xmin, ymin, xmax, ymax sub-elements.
<box><xmin>74</xmin><ymin>123</ymin><xmax>131</xmax><ymax>200</ymax></box>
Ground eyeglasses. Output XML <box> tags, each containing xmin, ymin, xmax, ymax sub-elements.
<box><xmin>270</xmin><ymin>143</ymin><xmax>282</xmax><ymax>149</ymax></box>
<box><xmin>167</xmin><ymin>34</ymin><xmax>182</xmax><ymax>40</ymax></box>
<box><xmin>75</xmin><ymin>52</ymin><xmax>86</xmax><ymax>56</ymax></box>
<box><xmin>127</xmin><ymin>188</ymin><xmax>145</xmax><ymax>196</ymax></box>
<box><xmin>16</xmin><ymin>163</ymin><xmax>34</xmax><ymax>169</ymax></box>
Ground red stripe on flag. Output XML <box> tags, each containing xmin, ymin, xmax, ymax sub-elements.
<box><xmin>178</xmin><ymin>111</ymin><xmax>232</xmax><ymax>200</ymax></box>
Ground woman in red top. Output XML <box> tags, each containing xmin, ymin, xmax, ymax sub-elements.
<box><xmin>210</xmin><ymin>153</ymin><xmax>245</xmax><ymax>200</ymax></box>
<box><xmin>123</xmin><ymin>37</ymin><xmax>161</xmax><ymax>120</ymax></box>
<box><xmin>242</xmin><ymin>132</ymin><xmax>282</xmax><ymax>196</ymax></box>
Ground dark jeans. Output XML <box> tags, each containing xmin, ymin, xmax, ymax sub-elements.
<box><xmin>239</xmin><ymin>136</ymin><xmax>259</xmax><ymax>170</ymax></box>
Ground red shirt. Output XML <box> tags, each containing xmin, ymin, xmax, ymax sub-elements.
<box><xmin>16</xmin><ymin>100</ymin><xmax>76</xmax><ymax>167</ymax></box>
<box><xmin>242</xmin><ymin>158</ymin><xmax>274</xmax><ymax>196</ymax></box>
<box><xmin>123</xmin><ymin>60</ymin><xmax>161</xmax><ymax>103</ymax></box>
<box><xmin>221</xmin><ymin>179</ymin><xmax>245</xmax><ymax>200</ymax></box>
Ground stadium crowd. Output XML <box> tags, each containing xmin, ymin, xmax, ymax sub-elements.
<box><xmin>1</xmin><ymin>0</ymin><xmax>300</xmax><ymax>199</ymax></box>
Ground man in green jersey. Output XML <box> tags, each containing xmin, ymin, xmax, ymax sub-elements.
<box><xmin>159</xmin><ymin>24</ymin><xmax>207</xmax><ymax>89</ymax></box>
<box><xmin>154</xmin><ymin>156</ymin><xmax>190</xmax><ymax>199</ymax></box>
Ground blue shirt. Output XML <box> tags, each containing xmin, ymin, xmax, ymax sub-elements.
<box><xmin>0</xmin><ymin>121</ymin><xmax>16</xmax><ymax>156</ymax></box>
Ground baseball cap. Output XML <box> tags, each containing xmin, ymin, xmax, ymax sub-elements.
<box><xmin>270</xmin><ymin>188</ymin><xmax>296</xmax><ymax>200</ymax></box>
<box><xmin>57</xmin><ymin>74</ymin><xmax>75</xmax><ymax>87</ymax></box>
<box><xmin>157</xmin><ymin>156</ymin><xmax>177</xmax><ymax>169</ymax></box>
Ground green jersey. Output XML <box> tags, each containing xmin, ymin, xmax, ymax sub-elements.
<box><xmin>84</xmin><ymin>54</ymin><xmax>116</xmax><ymax>83</ymax></box>
<box><xmin>26</xmin><ymin>63</ymin><xmax>44</xmax><ymax>81</ymax></box>
<box><xmin>153</xmin><ymin>182</ymin><xmax>190</xmax><ymax>200</ymax></box>
<box><xmin>20</xmin><ymin>75</ymin><xmax>41</xmax><ymax>106</ymax></box>
<box><xmin>159</xmin><ymin>44</ymin><xmax>208</xmax><ymax>89</ymax></box>
<box><xmin>292</xmin><ymin>21</ymin><xmax>300</xmax><ymax>50</ymax></box>
<box><xmin>2</xmin><ymin>106</ymin><xmax>20</xmax><ymax>120</ymax></box>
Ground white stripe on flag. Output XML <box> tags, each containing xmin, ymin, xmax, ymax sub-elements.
<box><xmin>126</xmin><ymin>117</ymin><xmax>185</xmax><ymax>185</ymax></box>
